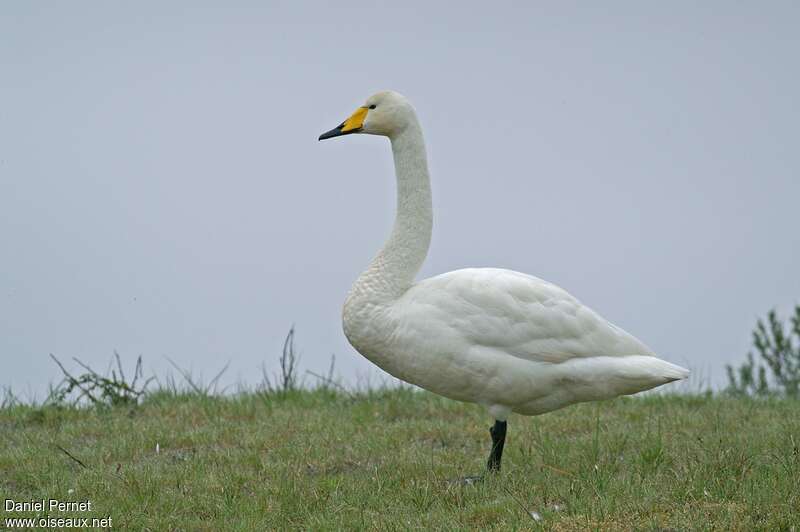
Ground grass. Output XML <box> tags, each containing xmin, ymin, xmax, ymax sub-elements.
<box><xmin>1</xmin><ymin>388</ymin><xmax>799</xmax><ymax>530</ymax></box>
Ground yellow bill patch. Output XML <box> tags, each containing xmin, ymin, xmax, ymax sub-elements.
<box><xmin>341</xmin><ymin>107</ymin><xmax>368</xmax><ymax>133</ymax></box>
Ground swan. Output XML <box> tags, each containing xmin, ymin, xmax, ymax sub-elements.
<box><xmin>319</xmin><ymin>91</ymin><xmax>689</xmax><ymax>474</ymax></box>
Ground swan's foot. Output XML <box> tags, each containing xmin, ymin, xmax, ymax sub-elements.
<box><xmin>449</xmin><ymin>474</ymin><xmax>485</xmax><ymax>486</ymax></box>
<box><xmin>487</xmin><ymin>419</ymin><xmax>507</xmax><ymax>472</ymax></box>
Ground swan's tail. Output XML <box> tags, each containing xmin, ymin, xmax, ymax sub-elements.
<box><xmin>621</xmin><ymin>355</ymin><xmax>690</xmax><ymax>388</ymax></box>
<box><xmin>556</xmin><ymin>355</ymin><xmax>690</xmax><ymax>400</ymax></box>
<box><xmin>657</xmin><ymin>359</ymin><xmax>691</xmax><ymax>382</ymax></box>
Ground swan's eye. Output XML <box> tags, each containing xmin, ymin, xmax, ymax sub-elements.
<box><xmin>368</xmin><ymin>105</ymin><xmax>377</xmax><ymax>109</ymax></box>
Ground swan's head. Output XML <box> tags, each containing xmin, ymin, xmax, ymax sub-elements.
<box><xmin>319</xmin><ymin>91</ymin><xmax>415</xmax><ymax>141</ymax></box>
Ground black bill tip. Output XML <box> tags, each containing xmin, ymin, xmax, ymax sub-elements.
<box><xmin>318</xmin><ymin>126</ymin><xmax>342</xmax><ymax>141</ymax></box>
<box><xmin>319</xmin><ymin>122</ymin><xmax>358</xmax><ymax>141</ymax></box>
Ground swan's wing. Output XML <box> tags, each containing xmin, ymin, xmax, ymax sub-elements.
<box><xmin>400</xmin><ymin>268</ymin><xmax>655</xmax><ymax>364</ymax></box>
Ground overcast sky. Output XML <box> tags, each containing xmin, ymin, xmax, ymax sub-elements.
<box><xmin>2</xmin><ymin>2</ymin><xmax>798</xmax><ymax>398</ymax></box>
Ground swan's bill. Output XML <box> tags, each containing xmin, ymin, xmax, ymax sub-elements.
<box><xmin>318</xmin><ymin>107</ymin><xmax>368</xmax><ymax>140</ymax></box>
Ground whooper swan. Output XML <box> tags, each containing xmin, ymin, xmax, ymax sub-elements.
<box><xmin>319</xmin><ymin>91</ymin><xmax>689</xmax><ymax>475</ymax></box>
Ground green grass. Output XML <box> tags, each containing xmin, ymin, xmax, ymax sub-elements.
<box><xmin>1</xmin><ymin>389</ymin><xmax>798</xmax><ymax>530</ymax></box>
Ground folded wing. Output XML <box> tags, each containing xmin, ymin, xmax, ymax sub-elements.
<box><xmin>400</xmin><ymin>267</ymin><xmax>656</xmax><ymax>365</ymax></box>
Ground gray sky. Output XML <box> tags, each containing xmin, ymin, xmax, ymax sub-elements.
<box><xmin>2</xmin><ymin>2</ymin><xmax>798</xmax><ymax>397</ymax></box>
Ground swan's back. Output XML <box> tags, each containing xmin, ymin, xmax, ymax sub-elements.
<box><xmin>400</xmin><ymin>267</ymin><xmax>655</xmax><ymax>364</ymax></box>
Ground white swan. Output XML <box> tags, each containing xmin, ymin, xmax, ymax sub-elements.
<box><xmin>319</xmin><ymin>91</ymin><xmax>689</xmax><ymax>473</ymax></box>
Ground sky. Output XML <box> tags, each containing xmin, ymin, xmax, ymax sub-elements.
<box><xmin>2</xmin><ymin>2</ymin><xmax>798</xmax><ymax>398</ymax></box>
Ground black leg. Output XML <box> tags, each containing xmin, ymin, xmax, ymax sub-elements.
<box><xmin>487</xmin><ymin>419</ymin><xmax>507</xmax><ymax>472</ymax></box>
<box><xmin>449</xmin><ymin>419</ymin><xmax>509</xmax><ymax>485</ymax></box>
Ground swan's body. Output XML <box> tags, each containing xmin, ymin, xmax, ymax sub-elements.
<box><xmin>320</xmin><ymin>91</ymin><xmax>688</xmax><ymax>472</ymax></box>
<box><xmin>345</xmin><ymin>267</ymin><xmax>687</xmax><ymax>418</ymax></box>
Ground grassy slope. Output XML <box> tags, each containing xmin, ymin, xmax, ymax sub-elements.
<box><xmin>1</xmin><ymin>390</ymin><xmax>798</xmax><ymax>530</ymax></box>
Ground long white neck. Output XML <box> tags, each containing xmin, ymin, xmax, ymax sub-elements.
<box><xmin>351</xmin><ymin>119</ymin><xmax>432</xmax><ymax>303</ymax></box>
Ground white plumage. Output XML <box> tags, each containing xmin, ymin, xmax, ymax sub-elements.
<box><xmin>320</xmin><ymin>90</ymin><xmax>688</xmax><ymax>472</ymax></box>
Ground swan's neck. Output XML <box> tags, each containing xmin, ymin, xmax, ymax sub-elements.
<box><xmin>352</xmin><ymin>122</ymin><xmax>432</xmax><ymax>303</ymax></box>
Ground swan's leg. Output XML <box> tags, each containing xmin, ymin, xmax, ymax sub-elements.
<box><xmin>487</xmin><ymin>419</ymin><xmax>507</xmax><ymax>472</ymax></box>
<box><xmin>449</xmin><ymin>419</ymin><xmax>508</xmax><ymax>485</ymax></box>
<box><xmin>486</xmin><ymin>405</ymin><xmax>510</xmax><ymax>473</ymax></box>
